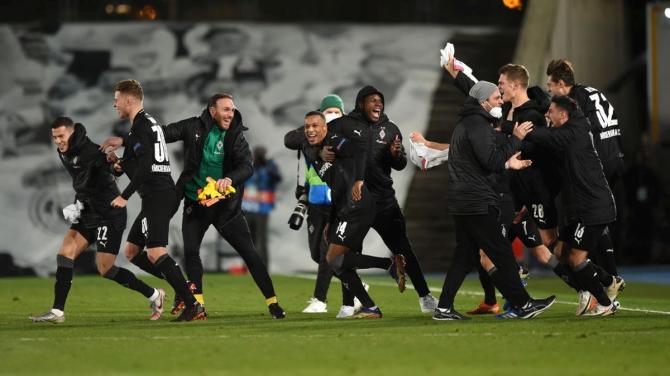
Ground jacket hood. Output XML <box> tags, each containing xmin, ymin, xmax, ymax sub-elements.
<box><xmin>525</xmin><ymin>86</ymin><xmax>551</xmax><ymax>113</ymax></box>
<box><xmin>200</xmin><ymin>107</ymin><xmax>247</xmax><ymax>133</ymax></box>
<box><xmin>458</xmin><ymin>96</ymin><xmax>495</xmax><ymax>121</ymax></box>
<box><xmin>354</xmin><ymin>85</ymin><xmax>385</xmax><ymax>111</ymax></box>
<box><xmin>62</xmin><ymin>122</ymin><xmax>87</xmax><ymax>156</ymax></box>
<box><xmin>352</xmin><ymin>85</ymin><xmax>387</xmax><ymax>124</ymax></box>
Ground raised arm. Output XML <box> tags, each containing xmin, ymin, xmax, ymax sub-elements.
<box><xmin>162</xmin><ymin>117</ymin><xmax>195</xmax><ymax>143</ymax></box>
<box><xmin>284</xmin><ymin>125</ymin><xmax>307</xmax><ymax>150</ymax></box>
<box><xmin>410</xmin><ymin>132</ymin><xmax>449</xmax><ymax>151</ymax></box>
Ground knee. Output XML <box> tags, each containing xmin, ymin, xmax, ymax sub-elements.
<box><xmin>532</xmin><ymin>246</ymin><xmax>551</xmax><ymax>264</ymax></box>
<box><xmin>97</xmin><ymin>262</ymin><xmax>112</xmax><ymax>276</ymax></box>
<box><xmin>147</xmin><ymin>250</ymin><xmax>165</xmax><ymax>264</ymax></box>
<box><xmin>327</xmin><ymin>253</ymin><xmax>344</xmax><ymax>273</ymax></box>
<box><xmin>479</xmin><ymin>251</ymin><xmax>494</xmax><ymax>271</ymax></box>
<box><xmin>541</xmin><ymin>231</ymin><xmax>557</xmax><ymax>248</ymax></box>
<box><xmin>568</xmin><ymin>251</ymin><xmax>586</xmax><ymax>268</ymax></box>
<box><xmin>124</xmin><ymin>243</ymin><xmax>140</xmax><ymax>261</ymax></box>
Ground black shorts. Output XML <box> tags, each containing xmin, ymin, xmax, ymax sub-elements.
<box><xmin>510</xmin><ymin>213</ymin><xmax>543</xmax><ymax>248</ymax></box>
<box><xmin>512</xmin><ymin>171</ymin><xmax>558</xmax><ymax>229</ymax></box>
<box><xmin>559</xmin><ymin>221</ymin><xmax>607</xmax><ymax>253</ymax></box>
<box><xmin>127</xmin><ymin>189</ymin><xmax>179</xmax><ymax>248</ymax></box>
<box><xmin>329</xmin><ymin>216</ymin><xmax>371</xmax><ymax>250</ymax></box>
<box><xmin>498</xmin><ymin>194</ymin><xmax>543</xmax><ymax>248</ymax></box>
<box><xmin>71</xmin><ymin>222</ymin><xmax>123</xmax><ymax>255</ymax></box>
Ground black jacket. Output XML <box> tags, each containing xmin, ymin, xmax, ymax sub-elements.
<box><xmin>525</xmin><ymin>110</ymin><xmax>616</xmax><ymax>225</ymax></box>
<box><xmin>569</xmin><ymin>84</ymin><xmax>624</xmax><ymax>170</ymax></box>
<box><xmin>284</xmin><ymin>85</ymin><xmax>407</xmax><ymax>210</ymax></box>
<box><xmin>58</xmin><ymin>123</ymin><xmax>126</xmax><ymax>228</ymax></box>
<box><xmin>454</xmin><ymin>72</ymin><xmax>560</xmax><ymax>201</ymax></box>
<box><xmin>287</xmin><ymin>129</ymin><xmax>371</xmax><ymax>220</ymax></box>
<box><xmin>446</xmin><ymin>97</ymin><xmax>523</xmax><ymax>215</ymax></box>
<box><xmin>162</xmin><ymin>107</ymin><xmax>253</xmax><ymax>213</ymax></box>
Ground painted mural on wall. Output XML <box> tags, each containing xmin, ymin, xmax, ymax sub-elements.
<box><xmin>0</xmin><ymin>22</ymin><xmax>456</xmax><ymax>275</ymax></box>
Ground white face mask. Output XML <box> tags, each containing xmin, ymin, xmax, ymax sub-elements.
<box><xmin>489</xmin><ymin>106</ymin><xmax>503</xmax><ymax>119</ymax></box>
<box><xmin>324</xmin><ymin>112</ymin><xmax>342</xmax><ymax>123</ymax></box>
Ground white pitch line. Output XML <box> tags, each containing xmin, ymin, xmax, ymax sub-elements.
<box><xmin>291</xmin><ymin>274</ymin><xmax>670</xmax><ymax>316</ymax></box>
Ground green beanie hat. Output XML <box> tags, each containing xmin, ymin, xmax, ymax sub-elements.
<box><xmin>319</xmin><ymin>94</ymin><xmax>345</xmax><ymax>113</ymax></box>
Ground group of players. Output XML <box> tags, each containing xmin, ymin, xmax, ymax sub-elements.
<box><xmin>29</xmin><ymin>46</ymin><xmax>625</xmax><ymax>323</ymax></box>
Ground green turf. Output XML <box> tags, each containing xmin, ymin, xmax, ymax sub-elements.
<box><xmin>1</xmin><ymin>273</ymin><xmax>669</xmax><ymax>375</ymax></box>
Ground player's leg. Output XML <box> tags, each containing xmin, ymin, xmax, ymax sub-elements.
<box><xmin>303</xmin><ymin>207</ymin><xmax>331</xmax><ymax>313</ymax></box>
<box><xmin>472</xmin><ymin>208</ymin><xmax>555</xmax><ymax>319</ymax></box>
<box><xmin>143</xmin><ymin>192</ymin><xmax>203</xmax><ymax>322</ymax></box>
<box><xmin>125</xmin><ymin>213</ymin><xmax>165</xmax><ymax>281</ymax></box>
<box><xmin>468</xmin><ymin>257</ymin><xmax>499</xmax><ymax>315</ymax></box>
<box><xmin>434</xmin><ymin>216</ymin><xmax>477</xmax><ymax>320</ymax></box>
<box><xmin>215</xmin><ymin>211</ymin><xmax>285</xmax><ymax>319</ymax></box>
<box><xmin>181</xmin><ymin>200</ymin><xmax>211</xmax><ymax>306</ymax></box>
<box><xmin>326</xmin><ymin>243</ymin><xmax>381</xmax><ymax>318</ymax></box>
<box><xmin>94</xmin><ymin>223</ymin><xmax>165</xmax><ymax>320</ymax></box>
<box><xmin>565</xmin><ymin>223</ymin><xmax>616</xmax><ymax>316</ymax></box>
<box><xmin>372</xmin><ymin>203</ymin><xmax>433</xmax><ymax>302</ymax></box>
<box><xmin>29</xmin><ymin>227</ymin><xmax>89</xmax><ymax>323</ymax></box>
<box><xmin>512</xmin><ymin>215</ymin><xmax>577</xmax><ymax>291</ymax></box>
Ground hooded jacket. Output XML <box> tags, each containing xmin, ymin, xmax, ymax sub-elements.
<box><xmin>348</xmin><ymin>85</ymin><xmax>407</xmax><ymax>208</ymax></box>
<box><xmin>446</xmin><ymin>96</ymin><xmax>523</xmax><ymax>215</ymax></box>
<box><xmin>525</xmin><ymin>109</ymin><xmax>616</xmax><ymax>225</ymax></box>
<box><xmin>58</xmin><ymin>123</ymin><xmax>126</xmax><ymax>228</ymax></box>
<box><xmin>284</xmin><ymin>86</ymin><xmax>407</xmax><ymax>210</ymax></box>
<box><xmin>162</xmin><ymin>107</ymin><xmax>253</xmax><ymax>213</ymax></box>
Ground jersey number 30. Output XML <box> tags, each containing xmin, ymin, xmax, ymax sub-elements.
<box><xmin>151</xmin><ymin>126</ymin><xmax>169</xmax><ymax>163</ymax></box>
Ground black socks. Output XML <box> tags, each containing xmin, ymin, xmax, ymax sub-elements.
<box><xmin>155</xmin><ymin>254</ymin><xmax>197</xmax><ymax>306</ymax></box>
<box><xmin>53</xmin><ymin>255</ymin><xmax>74</xmax><ymax>311</ymax></box>
<box><xmin>103</xmin><ymin>265</ymin><xmax>154</xmax><ymax>298</ymax></box>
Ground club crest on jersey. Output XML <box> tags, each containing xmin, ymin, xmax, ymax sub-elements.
<box><xmin>217</xmin><ymin>140</ymin><xmax>223</xmax><ymax>150</ymax></box>
<box><xmin>379</xmin><ymin>127</ymin><xmax>385</xmax><ymax>139</ymax></box>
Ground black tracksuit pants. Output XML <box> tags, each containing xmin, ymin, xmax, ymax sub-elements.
<box><xmin>438</xmin><ymin>206</ymin><xmax>531</xmax><ymax>310</ymax></box>
<box><xmin>182</xmin><ymin>199</ymin><xmax>276</xmax><ymax>299</ymax></box>
<box><xmin>365</xmin><ymin>201</ymin><xmax>431</xmax><ymax>297</ymax></box>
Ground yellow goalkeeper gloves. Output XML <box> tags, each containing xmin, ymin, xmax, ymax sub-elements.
<box><xmin>197</xmin><ymin>177</ymin><xmax>236</xmax><ymax>207</ymax></box>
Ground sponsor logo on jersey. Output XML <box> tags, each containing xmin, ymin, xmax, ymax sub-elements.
<box><xmin>318</xmin><ymin>162</ymin><xmax>332</xmax><ymax>177</ymax></box>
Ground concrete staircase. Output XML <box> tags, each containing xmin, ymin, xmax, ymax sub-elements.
<box><xmin>404</xmin><ymin>30</ymin><xmax>518</xmax><ymax>272</ymax></box>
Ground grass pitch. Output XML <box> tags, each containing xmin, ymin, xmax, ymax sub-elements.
<box><xmin>1</xmin><ymin>273</ymin><xmax>669</xmax><ymax>375</ymax></box>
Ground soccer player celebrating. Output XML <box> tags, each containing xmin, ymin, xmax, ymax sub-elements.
<box><xmin>106</xmin><ymin>79</ymin><xmax>204</xmax><ymax>322</ymax></box>
<box><xmin>29</xmin><ymin>117</ymin><xmax>164</xmax><ymax>323</ymax></box>
<box><xmin>546</xmin><ymin>59</ymin><xmax>624</xmax><ymax>279</ymax></box>
<box><xmin>525</xmin><ymin>96</ymin><xmax>624</xmax><ymax>316</ymax></box>
<box><xmin>300</xmin><ymin>94</ymin><xmax>368</xmax><ymax>318</ymax></box>
<box><xmin>289</xmin><ymin>86</ymin><xmax>438</xmax><ymax>313</ymax></box>
<box><xmin>286</xmin><ymin>111</ymin><xmax>406</xmax><ymax>319</ymax></box>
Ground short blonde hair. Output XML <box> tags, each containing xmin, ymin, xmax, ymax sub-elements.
<box><xmin>114</xmin><ymin>79</ymin><xmax>144</xmax><ymax>100</ymax></box>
